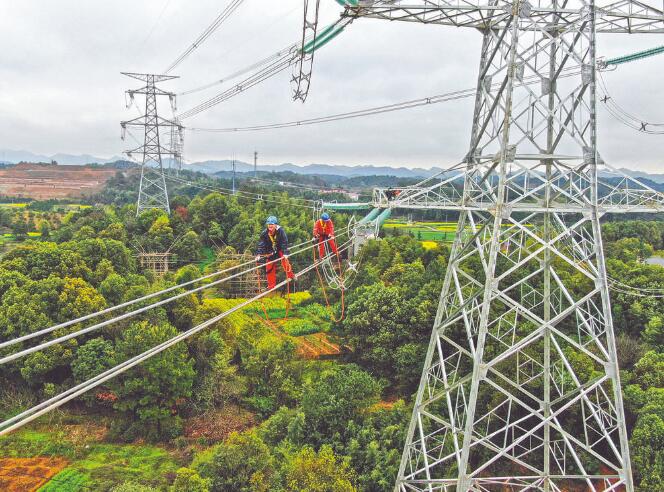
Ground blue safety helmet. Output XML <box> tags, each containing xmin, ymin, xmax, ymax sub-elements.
<box><xmin>321</xmin><ymin>212</ymin><xmax>330</xmax><ymax>221</ymax></box>
<box><xmin>265</xmin><ymin>215</ymin><xmax>278</xmax><ymax>225</ymax></box>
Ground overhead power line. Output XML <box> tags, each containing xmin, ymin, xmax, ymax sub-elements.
<box><xmin>178</xmin><ymin>45</ymin><xmax>298</xmax><ymax>96</ymax></box>
<box><xmin>187</xmin><ymin>65</ymin><xmax>583</xmax><ymax>133</ymax></box>
<box><xmin>164</xmin><ymin>0</ymin><xmax>246</xmax><ymax>74</ymax></box>
<box><xmin>177</xmin><ymin>17</ymin><xmax>353</xmax><ymax>120</ymax></box>
<box><xmin>189</xmin><ymin>88</ymin><xmax>478</xmax><ymax>132</ymax></box>
<box><xmin>598</xmin><ymin>73</ymin><xmax>664</xmax><ymax>134</ymax></box>
<box><xmin>164</xmin><ymin>173</ymin><xmax>320</xmax><ymax>208</ymax></box>
<box><xmin>0</xmin><ymin>238</ymin><xmax>352</xmax><ymax>436</ymax></box>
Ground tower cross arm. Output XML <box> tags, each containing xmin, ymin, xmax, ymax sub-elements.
<box><xmin>344</xmin><ymin>0</ymin><xmax>664</xmax><ymax>33</ymax></box>
<box><xmin>372</xmin><ymin>164</ymin><xmax>664</xmax><ymax>213</ymax></box>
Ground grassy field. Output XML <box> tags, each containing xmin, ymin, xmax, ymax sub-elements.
<box><xmin>0</xmin><ymin>203</ymin><xmax>91</xmax><ymax>211</ymax></box>
<box><xmin>198</xmin><ymin>246</ymin><xmax>216</xmax><ymax>272</ymax></box>
<box><xmin>384</xmin><ymin>219</ymin><xmax>533</xmax><ymax>243</ymax></box>
<box><xmin>0</xmin><ymin>425</ymin><xmax>182</xmax><ymax>491</ymax></box>
<box><xmin>0</xmin><ymin>203</ymin><xmax>28</xmax><ymax>208</ymax></box>
<box><xmin>383</xmin><ymin>220</ymin><xmax>458</xmax><ymax>242</ymax></box>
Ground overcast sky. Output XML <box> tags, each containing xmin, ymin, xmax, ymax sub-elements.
<box><xmin>0</xmin><ymin>0</ymin><xmax>662</xmax><ymax>172</ymax></box>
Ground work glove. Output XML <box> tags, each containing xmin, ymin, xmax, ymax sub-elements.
<box><xmin>311</xmin><ymin>236</ymin><xmax>318</xmax><ymax>244</ymax></box>
<box><xmin>255</xmin><ymin>255</ymin><xmax>262</xmax><ymax>262</ymax></box>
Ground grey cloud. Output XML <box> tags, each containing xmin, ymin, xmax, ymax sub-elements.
<box><xmin>0</xmin><ymin>1</ymin><xmax>661</xmax><ymax>171</ymax></box>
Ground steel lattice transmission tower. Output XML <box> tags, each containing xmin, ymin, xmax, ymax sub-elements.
<box><xmin>168</xmin><ymin>117</ymin><xmax>184</xmax><ymax>176</ymax></box>
<box><xmin>339</xmin><ymin>1</ymin><xmax>664</xmax><ymax>490</ymax></box>
<box><xmin>121</xmin><ymin>72</ymin><xmax>180</xmax><ymax>215</ymax></box>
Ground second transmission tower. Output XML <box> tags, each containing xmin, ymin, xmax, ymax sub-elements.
<box><xmin>121</xmin><ymin>72</ymin><xmax>179</xmax><ymax>215</ymax></box>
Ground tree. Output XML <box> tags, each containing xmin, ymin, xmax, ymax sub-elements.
<box><xmin>56</xmin><ymin>277</ymin><xmax>106</xmax><ymax>322</ymax></box>
<box><xmin>175</xmin><ymin>264</ymin><xmax>202</xmax><ymax>285</ymax></box>
<box><xmin>342</xmin><ymin>283</ymin><xmax>430</xmax><ymax>386</ymax></box>
<box><xmin>343</xmin><ymin>401</ymin><xmax>409</xmax><ymax>492</ymax></box>
<box><xmin>100</xmin><ymin>222</ymin><xmax>128</xmax><ymax>242</ymax></box>
<box><xmin>644</xmin><ymin>316</ymin><xmax>664</xmax><ymax>350</ymax></box>
<box><xmin>173</xmin><ymin>231</ymin><xmax>202</xmax><ymax>262</ymax></box>
<box><xmin>147</xmin><ymin>215</ymin><xmax>175</xmax><ymax>251</ymax></box>
<box><xmin>631</xmin><ymin>414</ymin><xmax>664</xmax><ymax>490</ymax></box>
<box><xmin>239</xmin><ymin>330</ymin><xmax>302</xmax><ymax>416</ymax></box>
<box><xmin>72</xmin><ymin>337</ymin><xmax>116</xmax><ymax>383</ymax></box>
<box><xmin>99</xmin><ymin>273</ymin><xmax>128</xmax><ymax>305</ymax></box>
<box><xmin>198</xmin><ymin>431</ymin><xmax>275</xmax><ymax>492</ymax></box>
<box><xmin>170</xmin><ymin>468</ymin><xmax>210</xmax><ymax>492</ymax></box>
<box><xmin>1</xmin><ymin>242</ymin><xmax>90</xmax><ymax>280</ymax></box>
<box><xmin>300</xmin><ymin>364</ymin><xmax>381</xmax><ymax>445</ymax></box>
<box><xmin>188</xmin><ymin>329</ymin><xmax>245</xmax><ymax>411</ymax></box>
<box><xmin>72</xmin><ymin>337</ymin><xmax>116</xmax><ymax>406</ymax></box>
<box><xmin>283</xmin><ymin>445</ymin><xmax>356</xmax><ymax>492</ymax></box>
<box><xmin>633</xmin><ymin>351</ymin><xmax>664</xmax><ymax>389</ymax></box>
<box><xmin>110</xmin><ymin>320</ymin><xmax>195</xmax><ymax>441</ymax></box>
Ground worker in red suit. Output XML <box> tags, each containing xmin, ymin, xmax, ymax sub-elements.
<box><xmin>313</xmin><ymin>212</ymin><xmax>338</xmax><ymax>259</ymax></box>
<box><xmin>256</xmin><ymin>215</ymin><xmax>295</xmax><ymax>290</ymax></box>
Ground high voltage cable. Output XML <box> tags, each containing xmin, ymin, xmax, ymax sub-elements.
<box><xmin>598</xmin><ymin>73</ymin><xmax>664</xmax><ymax>134</ymax></box>
<box><xmin>163</xmin><ymin>0</ymin><xmax>246</xmax><ymax>74</ymax></box>
<box><xmin>178</xmin><ymin>48</ymin><xmax>296</xmax><ymax>96</ymax></box>
<box><xmin>609</xmin><ymin>285</ymin><xmax>664</xmax><ymax>298</ymax></box>
<box><xmin>178</xmin><ymin>32</ymin><xmax>303</xmax><ymax>97</ymax></box>
<box><xmin>166</xmin><ymin>173</ymin><xmax>319</xmax><ymax>206</ymax></box>
<box><xmin>165</xmin><ymin>173</ymin><xmax>320</xmax><ymax>208</ymax></box>
<box><xmin>189</xmin><ymin>88</ymin><xmax>478</xmax><ymax>132</ymax></box>
<box><xmin>250</xmin><ymin>176</ymin><xmax>330</xmax><ymax>192</ymax></box>
<box><xmin>177</xmin><ymin>17</ymin><xmax>353</xmax><ymax>120</ymax></box>
<box><xmin>187</xmin><ymin>65</ymin><xmax>583</xmax><ymax>132</ymax></box>
<box><xmin>0</xmin><ymin>239</ymin><xmax>353</xmax><ymax>437</ymax></box>
<box><xmin>0</xmin><ymin>233</ymin><xmax>337</xmax><ymax>357</ymax></box>
<box><xmin>178</xmin><ymin>52</ymin><xmax>296</xmax><ymax>119</ymax></box>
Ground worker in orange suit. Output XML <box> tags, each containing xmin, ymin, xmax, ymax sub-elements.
<box><xmin>256</xmin><ymin>215</ymin><xmax>295</xmax><ymax>290</ymax></box>
<box><xmin>313</xmin><ymin>212</ymin><xmax>338</xmax><ymax>259</ymax></box>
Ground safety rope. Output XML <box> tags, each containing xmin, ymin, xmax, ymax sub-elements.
<box><xmin>313</xmin><ymin>237</ymin><xmax>346</xmax><ymax>322</ymax></box>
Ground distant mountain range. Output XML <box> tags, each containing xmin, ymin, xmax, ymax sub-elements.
<box><xmin>0</xmin><ymin>149</ymin><xmax>662</xmax><ymax>182</ymax></box>
<box><xmin>185</xmin><ymin>160</ymin><xmax>444</xmax><ymax>178</ymax></box>
<box><xmin>0</xmin><ymin>149</ymin><xmax>124</xmax><ymax>166</ymax></box>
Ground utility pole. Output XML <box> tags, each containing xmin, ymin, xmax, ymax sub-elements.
<box><xmin>332</xmin><ymin>1</ymin><xmax>664</xmax><ymax>491</ymax></box>
<box><xmin>121</xmin><ymin>72</ymin><xmax>179</xmax><ymax>215</ymax></box>
<box><xmin>232</xmin><ymin>155</ymin><xmax>236</xmax><ymax>195</ymax></box>
<box><xmin>254</xmin><ymin>150</ymin><xmax>258</xmax><ymax>178</ymax></box>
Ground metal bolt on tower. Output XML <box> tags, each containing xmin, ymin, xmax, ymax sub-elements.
<box><xmin>121</xmin><ymin>72</ymin><xmax>180</xmax><ymax>215</ymax></box>
<box><xmin>339</xmin><ymin>1</ymin><xmax>664</xmax><ymax>490</ymax></box>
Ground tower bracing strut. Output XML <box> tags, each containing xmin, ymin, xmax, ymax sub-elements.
<box><xmin>121</xmin><ymin>72</ymin><xmax>180</xmax><ymax>215</ymax></box>
<box><xmin>293</xmin><ymin>0</ymin><xmax>322</xmax><ymax>102</ymax></box>
<box><xmin>339</xmin><ymin>1</ymin><xmax>664</xmax><ymax>491</ymax></box>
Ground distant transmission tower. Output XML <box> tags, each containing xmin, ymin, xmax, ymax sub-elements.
<box><xmin>334</xmin><ymin>1</ymin><xmax>664</xmax><ymax>491</ymax></box>
<box><xmin>121</xmin><ymin>72</ymin><xmax>179</xmax><ymax>215</ymax></box>
<box><xmin>169</xmin><ymin>117</ymin><xmax>184</xmax><ymax>177</ymax></box>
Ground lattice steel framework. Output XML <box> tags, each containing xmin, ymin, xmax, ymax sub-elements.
<box><xmin>168</xmin><ymin>117</ymin><xmax>184</xmax><ymax>176</ymax></box>
<box><xmin>293</xmin><ymin>0</ymin><xmax>322</xmax><ymax>102</ymax></box>
<box><xmin>340</xmin><ymin>1</ymin><xmax>664</xmax><ymax>491</ymax></box>
<box><xmin>121</xmin><ymin>72</ymin><xmax>179</xmax><ymax>215</ymax></box>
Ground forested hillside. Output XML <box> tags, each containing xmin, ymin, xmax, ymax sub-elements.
<box><xmin>0</xmin><ymin>187</ymin><xmax>662</xmax><ymax>490</ymax></box>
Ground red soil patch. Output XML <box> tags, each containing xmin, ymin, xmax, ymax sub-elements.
<box><xmin>256</xmin><ymin>316</ymin><xmax>341</xmax><ymax>359</ymax></box>
<box><xmin>0</xmin><ymin>162</ymin><xmax>121</xmax><ymax>199</ymax></box>
<box><xmin>184</xmin><ymin>405</ymin><xmax>255</xmax><ymax>442</ymax></box>
<box><xmin>0</xmin><ymin>457</ymin><xmax>68</xmax><ymax>492</ymax></box>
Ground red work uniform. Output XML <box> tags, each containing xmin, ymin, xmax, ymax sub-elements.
<box><xmin>313</xmin><ymin>219</ymin><xmax>338</xmax><ymax>258</ymax></box>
